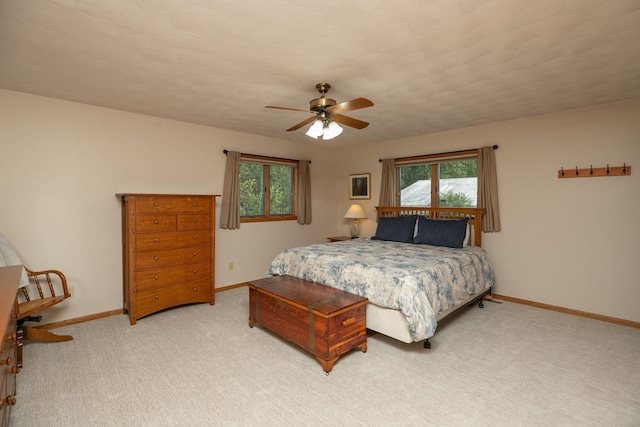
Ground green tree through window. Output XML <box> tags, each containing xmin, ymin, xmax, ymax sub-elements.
<box><xmin>239</xmin><ymin>163</ymin><xmax>264</xmax><ymax>216</ymax></box>
<box><xmin>240</xmin><ymin>159</ymin><xmax>296</xmax><ymax>221</ymax></box>
<box><xmin>269</xmin><ymin>165</ymin><xmax>293</xmax><ymax>215</ymax></box>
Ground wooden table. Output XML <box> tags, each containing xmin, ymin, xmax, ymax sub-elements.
<box><xmin>248</xmin><ymin>275</ymin><xmax>367</xmax><ymax>373</ymax></box>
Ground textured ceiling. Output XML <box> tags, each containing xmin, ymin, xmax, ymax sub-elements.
<box><xmin>1</xmin><ymin>0</ymin><xmax>639</xmax><ymax>145</ymax></box>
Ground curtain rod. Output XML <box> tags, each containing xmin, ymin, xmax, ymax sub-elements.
<box><xmin>378</xmin><ymin>144</ymin><xmax>498</xmax><ymax>162</ymax></box>
<box><xmin>223</xmin><ymin>149</ymin><xmax>310</xmax><ymax>164</ymax></box>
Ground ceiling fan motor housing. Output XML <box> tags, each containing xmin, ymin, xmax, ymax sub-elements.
<box><xmin>310</xmin><ymin>82</ymin><xmax>337</xmax><ymax>112</ymax></box>
<box><xmin>309</xmin><ymin>97</ymin><xmax>336</xmax><ymax>112</ymax></box>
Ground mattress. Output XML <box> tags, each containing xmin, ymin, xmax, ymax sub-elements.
<box><xmin>267</xmin><ymin>238</ymin><xmax>495</xmax><ymax>341</ymax></box>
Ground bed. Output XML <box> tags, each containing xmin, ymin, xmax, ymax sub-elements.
<box><xmin>266</xmin><ymin>206</ymin><xmax>495</xmax><ymax>346</ymax></box>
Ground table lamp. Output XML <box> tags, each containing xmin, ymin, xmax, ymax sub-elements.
<box><xmin>344</xmin><ymin>204</ymin><xmax>367</xmax><ymax>238</ymax></box>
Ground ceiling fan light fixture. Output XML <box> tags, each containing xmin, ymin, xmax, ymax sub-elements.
<box><xmin>322</xmin><ymin>121</ymin><xmax>343</xmax><ymax>140</ymax></box>
<box><xmin>305</xmin><ymin>119</ymin><xmax>324</xmax><ymax>139</ymax></box>
<box><xmin>268</xmin><ymin>83</ymin><xmax>373</xmax><ymax>137</ymax></box>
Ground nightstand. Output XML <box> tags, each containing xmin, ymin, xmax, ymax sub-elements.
<box><xmin>327</xmin><ymin>236</ymin><xmax>353</xmax><ymax>242</ymax></box>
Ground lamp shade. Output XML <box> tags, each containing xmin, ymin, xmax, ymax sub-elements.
<box><xmin>322</xmin><ymin>121</ymin><xmax>343</xmax><ymax>140</ymax></box>
<box><xmin>344</xmin><ymin>204</ymin><xmax>367</xmax><ymax>219</ymax></box>
<box><xmin>305</xmin><ymin>120</ymin><xmax>324</xmax><ymax>138</ymax></box>
<box><xmin>305</xmin><ymin>119</ymin><xmax>343</xmax><ymax>140</ymax></box>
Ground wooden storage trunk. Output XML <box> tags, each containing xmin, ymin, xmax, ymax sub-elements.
<box><xmin>248</xmin><ymin>275</ymin><xmax>368</xmax><ymax>373</ymax></box>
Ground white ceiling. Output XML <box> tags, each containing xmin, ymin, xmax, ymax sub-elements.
<box><xmin>1</xmin><ymin>0</ymin><xmax>639</xmax><ymax>145</ymax></box>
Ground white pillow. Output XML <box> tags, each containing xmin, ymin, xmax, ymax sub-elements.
<box><xmin>0</xmin><ymin>233</ymin><xmax>31</xmax><ymax>288</ymax></box>
<box><xmin>463</xmin><ymin>224</ymin><xmax>470</xmax><ymax>247</ymax></box>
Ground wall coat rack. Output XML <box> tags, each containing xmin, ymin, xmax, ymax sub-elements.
<box><xmin>558</xmin><ymin>164</ymin><xmax>631</xmax><ymax>179</ymax></box>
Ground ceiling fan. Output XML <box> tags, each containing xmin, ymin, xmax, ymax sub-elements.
<box><xmin>266</xmin><ymin>83</ymin><xmax>374</xmax><ymax>140</ymax></box>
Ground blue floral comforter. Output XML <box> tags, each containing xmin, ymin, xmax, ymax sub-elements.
<box><xmin>267</xmin><ymin>238</ymin><xmax>495</xmax><ymax>341</ymax></box>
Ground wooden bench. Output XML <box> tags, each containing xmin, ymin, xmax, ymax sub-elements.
<box><xmin>248</xmin><ymin>275</ymin><xmax>368</xmax><ymax>373</ymax></box>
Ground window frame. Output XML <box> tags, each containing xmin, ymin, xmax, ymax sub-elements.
<box><xmin>239</xmin><ymin>154</ymin><xmax>298</xmax><ymax>223</ymax></box>
<box><xmin>396</xmin><ymin>150</ymin><xmax>478</xmax><ymax>208</ymax></box>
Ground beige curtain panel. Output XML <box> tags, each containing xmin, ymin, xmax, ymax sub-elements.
<box><xmin>297</xmin><ymin>160</ymin><xmax>312</xmax><ymax>225</ymax></box>
<box><xmin>378</xmin><ymin>158</ymin><xmax>396</xmax><ymax>207</ymax></box>
<box><xmin>220</xmin><ymin>150</ymin><xmax>241</xmax><ymax>229</ymax></box>
<box><xmin>477</xmin><ymin>145</ymin><xmax>501</xmax><ymax>232</ymax></box>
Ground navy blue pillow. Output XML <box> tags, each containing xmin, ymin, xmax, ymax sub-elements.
<box><xmin>372</xmin><ymin>215</ymin><xmax>417</xmax><ymax>243</ymax></box>
<box><xmin>414</xmin><ymin>217</ymin><xmax>469</xmax><ymax>248</ymax></box>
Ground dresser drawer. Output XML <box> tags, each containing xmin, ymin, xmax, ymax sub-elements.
<box><xmin>0</xmin><ymin>373</ymin><xmax>8</xmax><ymax>422</ymax></box>
<box><xmin>135</xmin><ymin>230</ymin><xmax>211</xmax><ymax>251</ymax></box>
<box><xmin>135</xmin><ymin>262</ymin><xmax>211</xmax><ymax>291</ymax></box>
<box><xmin>135</xmin><ymin>197</ymin><xmax>177</xmax><ymax>213</ymax></box>
<box><xmin>135</xmin><ymin>214</ymin><xmax>177</xmax><ymax>232</ymax></box>
<box><xmin>135</xmin><ymin>281</ymin><xmax>211</xmax><ymax>320</ymax></box>
<box><xmin>175</xmin><ymin>197</ymin><xmax>211</xmax><ymax>213</ymax></box>
<box><xmin>177</xmin><ymin>214</ymin><xmax>211</xmax><ymax>230</ymax></box>
<box><xmin>1</xmin><ymin>314</ymin><xmax>18</xmax><ymax>418</ymax></box>
<box><xmin>135</xmin><ymin>246</ymin><xmax>211</xmax><ymax>270</ymax></box>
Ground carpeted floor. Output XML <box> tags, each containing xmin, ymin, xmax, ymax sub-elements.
<box><xmin>10</xmin><ymin>287</ymin><xmax>640</xmax><ymax>426</ymax></box>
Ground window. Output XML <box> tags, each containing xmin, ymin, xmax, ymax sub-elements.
<box><xmin>398</xmin><ymin>157</ymin><xmax>477</xmax><ymax>208</ymax></box>
<box><xmin>239</xmin><ymin>156</ymin><xmax>297</xmax><ymax>222</ymax></box>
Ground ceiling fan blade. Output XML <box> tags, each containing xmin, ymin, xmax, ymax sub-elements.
<box><xmin>326</xmin><ymin>97</ymin><xmax>374</xmax><ymax>115</ymax></box>
<box><xmin>266</xmin><ymin>105</ymin><xmax>313</xmax><ymax>113</ymax></box>
<box><xmin>286</xmin><ymin>116</ymin><xmax>316</xmax><ymax>132</ymax></box>
<box><xmin>331</xmin><ymin>114</ymin><xmax>369</xmax><ymax>129</ymax></box>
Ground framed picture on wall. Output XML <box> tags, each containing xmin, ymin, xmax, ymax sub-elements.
<box><xmin>349</xmin><ymin>173</ymin><xmax>371</xmax><ymax>200</ymax></box>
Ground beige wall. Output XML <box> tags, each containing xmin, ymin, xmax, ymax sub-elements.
<box><xmin>2</xmin><ymin>89</ymin><xmax>639</xmax><ymax>326</ymax></box>
<box><xmin>334</xmin><ymin>98</ymin><xmax>640</xmax><ymax>323</ymax></box>
<box><xmin>0</xmin><ymin>89</ymin><xmax>337</xmax><ymax>323</ymax></box>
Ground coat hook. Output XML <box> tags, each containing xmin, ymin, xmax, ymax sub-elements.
<box><xmin>575</xmin><ymin>166</ymin><xmax>579</xmax><ymax>176</ymax></box>
<box><xmin>590</xmin><ymin>165</ymin><xmax>593</xmax><ymax>175</ymax></box>
<box><xmin>623</xmin><ymin>163</ymin><xmax>627</xmax><ymax>174</ymax></box>
<box><xmin>607</xmin><ymin>164</ymin><xmax>610</xmax><ymax>174</ymax></box>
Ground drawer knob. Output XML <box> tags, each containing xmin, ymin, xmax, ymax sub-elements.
<box><xmin>342</xmin><ymin>317</ymin><xmax>356</xmax><ymax>326</ymax></box>
<box><xmin>193</xmin><ymin>202</ymin><xmax>198</xmax><ymax>207</ymax></box>
<box><xmin>154</xmin><ymin>256</ymin><xmax>159</xmax><ymax>261</ymax></box>
<box><xmin>154</xmin><ymin>219</ymin><xmax>159</xmax><ymax>224</ymax></box>
<box><xmin>193</xmin><ymin>269</ymin><xmax>197</xmax><ymax>274</ymax></box>
<box><xmin>154</xmin><ymin>238</ymin><xmax>159</xmax><ymax>243</ymax></box>
<box><xmin>154</xmin><ymin>295</ymin><xmax>159</xmax><ymax>300</ymax></box>
<box><xmin>193</xmin><ymin>235</ymin><xmax>198</xmax><ymax>239</ymax></box>
<box><xmin>154</xmin><ymin>275</ymin><xmax>159</xmax><ymax>280</ymax></box>
<box><xmin>1</xmin><ymin>357</ymin><xmax>11</xmax><ymax>366</ymax></box>
<box><xmin>193</xmin><ymin>219</ymin><xmax>198</xmax><ymax>223</ymax></box>
<box><xmin>193</xmin><ymin>287</ymin><xmax>197</xmax><ymax>292</ymax></box>
<box><xmin>154</xmin><ymin>202</ymin><xmax>159</xmax><ymax>207</ymax></box>
<box><xmin>193</xmin><ymin>252</ymin><xmax>197</xmax><ymax>256</ymax></box>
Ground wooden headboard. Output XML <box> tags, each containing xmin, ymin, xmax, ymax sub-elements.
<box><xmin>375</xmin><ymin>206</ymin><xmax>485</xmax><ymax>247</ymax></box>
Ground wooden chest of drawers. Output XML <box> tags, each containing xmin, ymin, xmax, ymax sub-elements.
<box><xmin>248</xmin><ymin>275</ymin><xmax>368</xmax><ymax>373</ymax></box>
<box><xmin>1</xmin><ymin>266</ymin><xmax>22</xmax><ymax>426</ymax></box>
<box><xmin>118</xmin><ymin>194</ymin><xmax>219</xmax><ymax>325</ymax></box>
